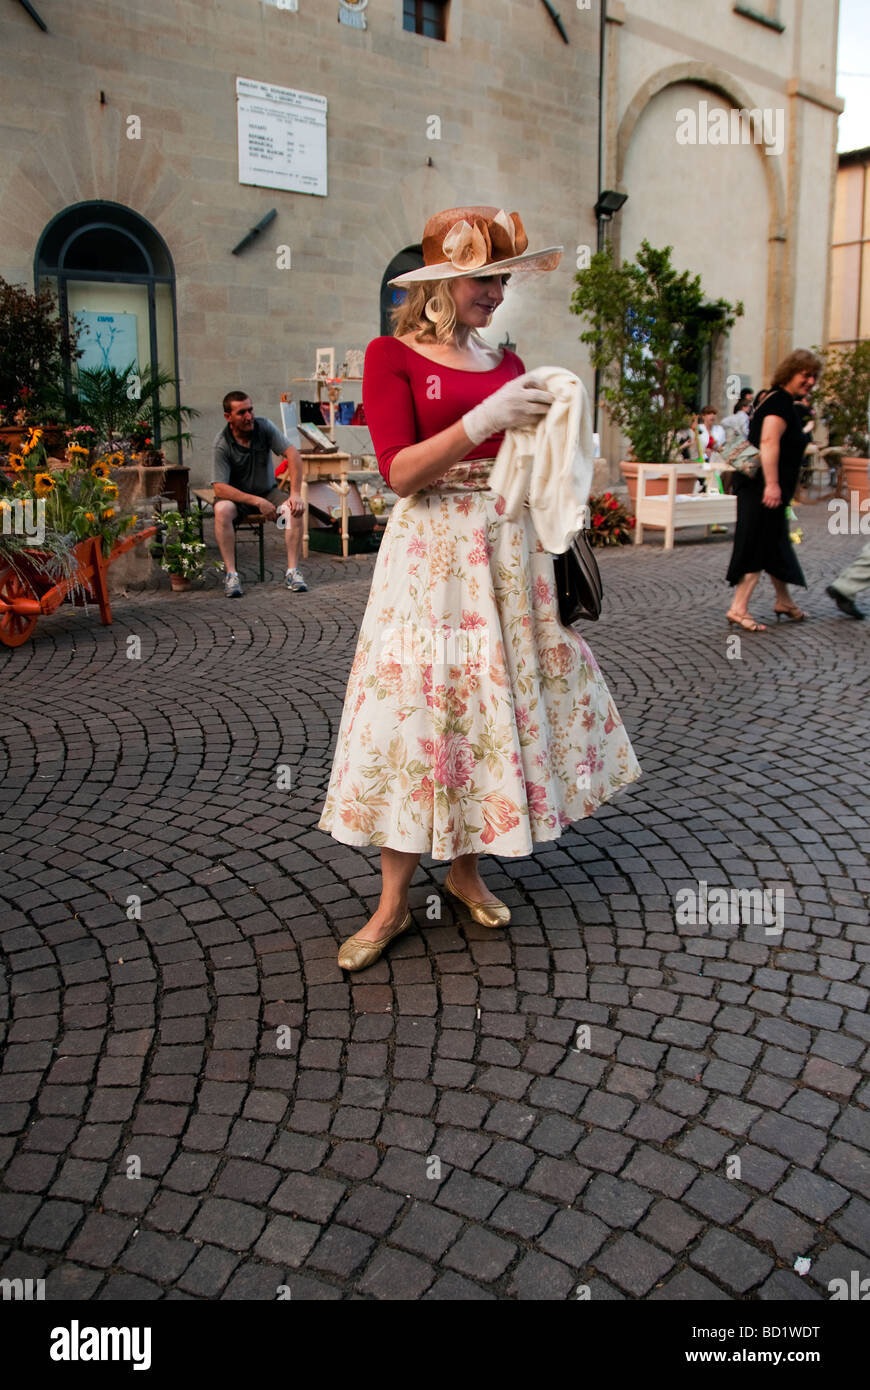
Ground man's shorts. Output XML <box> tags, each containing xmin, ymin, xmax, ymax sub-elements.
<box><xmin>231</xmin><ymin>486</ymin><xmax>289</xmax><ymax>524</ymax></box>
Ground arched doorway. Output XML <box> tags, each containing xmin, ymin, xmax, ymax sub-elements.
<box><xmin>35</xmin><ymin>201</ymin><xmax>182</xmax><ymax>457</ymax></box>
<box><xmin>380</xmin><ymin>245</ymin><xmax>424</xmax><ymax>336</ymax></box>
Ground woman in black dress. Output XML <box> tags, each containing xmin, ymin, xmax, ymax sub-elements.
<box><xmin>726</xmin><ymin>349</ymin><xmax>821</xmax><ymax>631</ymax></box>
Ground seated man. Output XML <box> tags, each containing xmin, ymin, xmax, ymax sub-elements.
<box><xmin>213</xmin><ymin>391</ymin><xmax>306</xmax><ymax>598</ymax></box>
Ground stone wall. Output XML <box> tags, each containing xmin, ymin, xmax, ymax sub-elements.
<box><xmin>0</xmin><ymin>0</ymin><xmax>599</xmax><ymax>484</ymax></box>
<box><xmin>0</xmin><ymin>1</ymin><xmax>842</xmax><ymax>487</ymax></box>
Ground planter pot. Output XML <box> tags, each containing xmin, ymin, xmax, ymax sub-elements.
<box><xmin>0</xmin><ymin>425</ymin><xmax>26</xmax><ymax>453</ymax></box>
<box><xmin>620</xmin><ymin>460</ymin><xmax>698</xmax><ymax>507</ymax></box>
<box><xmin>41</xmin><ymin>426</ymin><xmax>66</xmax><ymax>456</ymax></box>
<box><xmin>169</xmin><ymin>574</ymin><xmax>191</xmax><ymax>591</ymax></box>
<box><xmin>113</xmin><ymin>463</ymin><xmax>167</xmax><ymax>510</ymax></box>
<box><xmin>0</xmin><ymin>424</ymin><xmax>66</xmax><ymax>456</ymax></box>
<box><xmin>841</xmin><ymin>456</ymin><xmax>869</xmax><ymax>506</ymax></box>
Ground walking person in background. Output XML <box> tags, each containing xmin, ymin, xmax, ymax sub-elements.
<box><xmin>318</xmin><ymin>205</ymin><xmax>640</xmax><ymax>972</ymax></box>
<box><xmin>725</xmin><ymin>350</ymin><xmax>821</xmax><ymax>631</ymax></box>
<box><xmin>827</xmin><ymin>548</ymin><xmax>869</xmax><ymax>620</ymax></box>
<box><xmin>698</xmin><ymin>405</ymin><xmax>725</xmax><ymax>458</ymax></box>
<box><xmin>721</xmin><ymin>388</ymin><xmax>754</xmax><ymax>439</ymax></box>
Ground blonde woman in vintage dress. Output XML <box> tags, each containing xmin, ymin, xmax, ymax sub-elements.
<box><xmin>318</xmin><ymin>206</ymin><xmax>641</xmax><ymax>970</ymax></box>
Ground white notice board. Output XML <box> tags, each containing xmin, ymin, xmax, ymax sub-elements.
<box><xmin>236</xmin><ymin>78</ymin><xmax>327</xmax><ymax>196</ymax></box>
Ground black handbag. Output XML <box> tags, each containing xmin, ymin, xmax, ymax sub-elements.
<box><xmin>552</xmin><ymin>530</ymin><xmax>603</xmax><ymax>624</ymax></box>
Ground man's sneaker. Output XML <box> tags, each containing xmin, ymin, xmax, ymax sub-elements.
<box><xmin>224</xmin><ymin>570</ymin><xmax>243</xmax><ymax>598</ymax></box>
<box><xmin>285</xmin><ymin>567</ymin><xmax>308</xmax><ymax>592</ymax></box>
<box><xmin>826</xmin><ymin>585</ymin><xmax>864</xmax><ymax>619</ymax></box>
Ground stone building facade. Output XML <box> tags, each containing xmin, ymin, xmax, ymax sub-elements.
<box><xmin>830</xmin><ymin>145</ymin><xmax>870</xmax><ymax>348</ymax></box>
<box><xmin>0</xmin><ymin>0</ymin><xmax>844</xmax><ymax>482</ymax></box>
<box><xmin>602</xmin><ymin>0</ymin><xmax>843</xmax><ymax>444</ymax></box>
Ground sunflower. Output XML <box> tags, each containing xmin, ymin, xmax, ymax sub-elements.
<box><xmin>102</xmin><ymin>507</ymin><xmax>116</xmax><ymax>520</ymax></box>
<box><xmin>101</xmin><ymin>482</ymin><xmax>119</xmax><ymax>500</ymax></box>
<box><xmin>5</xmin><ymin>454</ymin><xmax>25</xmax><ymax>472</ymax></box>
<box><xmin>91</xmin><ymin>460</ymin><xmax>111</xmax><ymax>479</ymax></box>
<box><xmin>34</xmin><ymin>472</ymin><xmax>56</xmax><ymax>496</ymax></box>
<box><xmin>84</xmin><ymin>511</ymin><xmax>97</xmax><ymax>524</ymax></box>
<box><xmin>22</xmin><ymin>427</ymin><xmax>43</xmax><ymax>454</ymax></box>
<box><xmin>67</xmin><ymin>444</ymin><xmax>90</xmax><ymax>458</ymax></box>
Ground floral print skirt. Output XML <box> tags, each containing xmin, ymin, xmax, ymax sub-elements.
<box><xmin>317</xmin><ymin>460</ymin><xmax>641</xmax><ymax>860</ymax></box>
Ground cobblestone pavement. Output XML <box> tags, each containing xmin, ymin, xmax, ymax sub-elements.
<box><xmin>0</xmin><ymin>506</ymin><xmax>868</xmax><ymax>1302</ymax></box>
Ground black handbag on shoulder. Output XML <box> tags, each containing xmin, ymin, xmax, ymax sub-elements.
<box><xmin>552</xmin><ymin>530</ymin><xmax>603</xmax><ymax>624</ymax></box>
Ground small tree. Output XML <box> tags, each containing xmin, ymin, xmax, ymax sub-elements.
<box><xmin>570</xmin><ymin>240</ymin><xmax>742</xmax><ymax>461</ymax></box>
<box><xmin>818</xmin><ymin>341</ymin><xmax>870</xmax><ymax>457</ymax></box>
<box><xmin>73</xmin><ymin>361</ymin><xmax>198</xmax><ymax>450</ymax></box>
<box><xmin>0</xmin><ymin>277</ymin><xmax>79</xmax><ymax>422</ymax></box>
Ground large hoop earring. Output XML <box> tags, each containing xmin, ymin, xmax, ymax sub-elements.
<box><xmin>424</xmin><ymin>296</ymin><xmax>443</xmax><ymax>323</ymax></box>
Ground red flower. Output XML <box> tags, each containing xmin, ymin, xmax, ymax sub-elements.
<box><xmin>433</xmin><ymin>734</ymin><xmax>475</xmax><ymax>789</ymax></box>
<box><xmin>602</xmin><ymin>492</ymin><xmax>612</xmax><ymax>500</ymax></box>
<box><xmin>628</xmin><ymin>516</ymin><xmax>636</xmax><ymax>528</ymax></box>
<box><xmin>608</xmin><ymin>498</ymin><xmax>619</xmax><ymax>510</ymax></box>
<box><xmin>480</xmin><ymin>792</ymin><xmax>520</xmax><ymax>845</ymax></box>
<box><xmin>592</xmin><ymin>513</ymin><xmax>604</xmax><ymax>527</ymax></box>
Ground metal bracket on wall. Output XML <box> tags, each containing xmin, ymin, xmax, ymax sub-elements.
<box><xmin>540</xmin><ymin>0</ymin><xmax>570</xmax><ymax>44</ymax></box>
<box><xmin>231</xmin><ymin>209</ymin><xmax>278</xmax><ymax>256</ymax></box>
<box><xmin>17</xmin><ymin>0</ymin><xmax>48</xmax><ymax>30</ymax></box>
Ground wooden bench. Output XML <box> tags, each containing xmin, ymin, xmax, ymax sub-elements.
<box><xmin>633</xmin><ymin>464</ymin><xmax>737</xmax><ymax>550</ymax></box>
<box><xmin>192</xmin><ymin>487</ymin><xmax>266</xmax><ymax>582</ymax></box>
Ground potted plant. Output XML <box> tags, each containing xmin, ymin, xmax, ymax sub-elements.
<box><xmin>586</xmin><ymin>492</ymin><xmax>636</xmax><ymax>547</ymax></box>
<box><xmin>818</xmin><ymin>341</ymin><xmax>870</xmax><ymax>505</ymax></box>
<box><xmin>0</xmin><ymin>277</ymin><xmax>81</xmax><ymax>455</ymax></box>
<box><xmin>71</xmin><ymin>360</ymin><xmax>198</xmax><ymax>509</ymax></box>
<box><xmin>73</xmin><ymin>361</ymin><xmax>198</xmax><ymax>454</ymax></box>
<box><xmin>570</xmin><ymin>241</ymin><xmax>742</xmax><ymax>503</ymax></box>
<box><xmin>63</xmin><ymin>424</ymin><xmax>98</xmax><ymax>464</ymax></box>
<box><xmin>158</xmin><ymin>510</ymin><xmax>209</xmax><ymax>590</ymax></box>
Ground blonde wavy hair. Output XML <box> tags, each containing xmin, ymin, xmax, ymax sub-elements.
<box><xmin>391</xmin><ymin>278</ymin><xmax>476</xmax><ymax>347</ymax></box>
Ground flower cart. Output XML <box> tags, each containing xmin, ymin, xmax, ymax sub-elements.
<box><xmin>0</xmin><ymin>526</ymin><xmax>156</xmax><ymax>647</ymax></box>
<box><xmin>0</xmin><ymin>428</ymin><xmax>156</xmax><ymax>647</ymax></box>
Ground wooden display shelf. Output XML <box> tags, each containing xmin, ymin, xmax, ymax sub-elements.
<box><xmin>291</xmin><ymin>376</ymin><xmax>363</xmax><ymax>438</ymax></box>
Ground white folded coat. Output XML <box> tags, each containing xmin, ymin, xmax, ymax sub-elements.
<box><xmin>488</xmin><ymin>365</ymin><xmax>595</xmax><ymax>554</ymax></box>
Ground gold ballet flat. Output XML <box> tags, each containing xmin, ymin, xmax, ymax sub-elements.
<box><xmin>337</xmin><ymin>911</ymin><xmax>412</xmax><ymax>972</ymax></box>
<box><xmin>444</xmin><ymin>871</ymin><xmax>511</xmax><ymax>928</ymax></box>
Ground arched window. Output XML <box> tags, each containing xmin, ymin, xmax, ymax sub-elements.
<box><xmin>35</xmin><ymin>202</ymin><xmax>182</xmax><ymax>458</ymax></box>
<box><xmin>380</xmin><ymin>245</ymin><xmax>424</xmax><ymax>336</ymax></box>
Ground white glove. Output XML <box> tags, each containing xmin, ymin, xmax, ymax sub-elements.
<box><xmin>462</xmin><ymin>373</ymin><xmax>555</xmax><ymax>446</ymax></box>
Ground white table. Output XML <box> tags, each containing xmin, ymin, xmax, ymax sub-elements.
<box><xmin>633</xmin><ymin>464</ymin><xmax>737</xmax><ymax>550</ymax></box>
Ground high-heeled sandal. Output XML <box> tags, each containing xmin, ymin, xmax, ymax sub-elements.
<box><xmin>726</xmin><ymin>610</ymin><xmax>766</xmax><ymax>632</ymax></box>
<box><xmin>774</xmin><ymin>604</ymin><xmax>806</xmax><ymax>622</ymax></box>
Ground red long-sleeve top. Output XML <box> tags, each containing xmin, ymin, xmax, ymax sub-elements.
<box><xmin>362</xmin><ymin>335</ymin><xmax>525</xmax><ymax>487</ymax></box>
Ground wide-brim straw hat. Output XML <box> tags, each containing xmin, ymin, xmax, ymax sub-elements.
<box><xmin>388</xmin><ymin>206</ymin><xmax>562</xmax><ymax>286</ymax></box>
